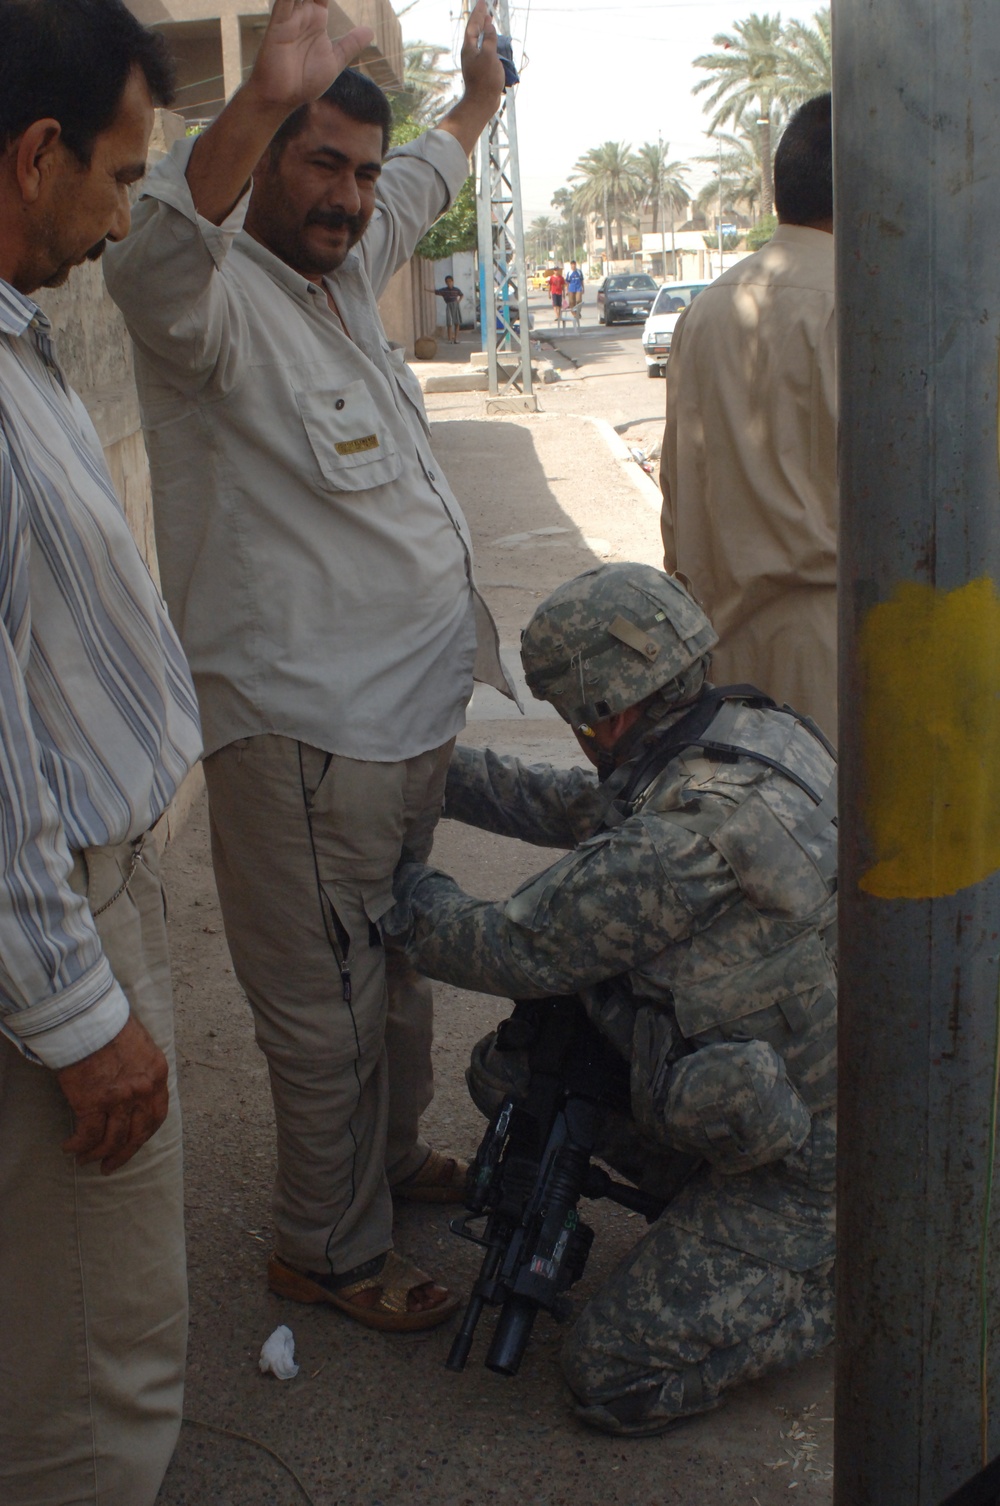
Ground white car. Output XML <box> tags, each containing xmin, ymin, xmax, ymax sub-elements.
<box><xmin>641</xmin><ymin>281</ymin><xmax>712</xmax><ymax>377</ymax></box>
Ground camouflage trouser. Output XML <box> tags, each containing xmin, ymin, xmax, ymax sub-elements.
<box><xmin>468</xmin><ymin>1031</ymin><xmax>835</xmax><ymax>1436</ymax></box>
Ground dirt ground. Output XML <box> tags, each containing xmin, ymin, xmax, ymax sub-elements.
<box><xmin>157</xmin><ymin>307</ymin><xmax>834</xmax><ymax>1505</ymax></box>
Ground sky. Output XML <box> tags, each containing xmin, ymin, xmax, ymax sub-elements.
<box><xmin>396</xmin><ymin>0</ymin><xmax>828</xmax><ymax>220</ymax></box>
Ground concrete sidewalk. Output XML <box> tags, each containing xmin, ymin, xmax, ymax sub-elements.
<box><xmin>157</xmin><ymin>405</ymin><xmax>833</xmax><ymax>1506</ymax></box>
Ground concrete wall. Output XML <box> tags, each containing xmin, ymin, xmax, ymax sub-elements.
<box><xmin>380</xmin><ymin>257</ymin><xmax>438</xmax><ymax>355</ymax></box>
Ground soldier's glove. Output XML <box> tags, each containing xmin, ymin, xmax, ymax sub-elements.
<box><xmin>382</xmin><ymin>859</ymin><xmax>442</xmax><ymax>943</ymax></box>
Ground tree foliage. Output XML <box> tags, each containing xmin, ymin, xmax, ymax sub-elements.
<box><xmin>693</xmin><ymin>12</ymin><xmax>786</xmax><ymax>216</ymax></box>
<box><xmin>746</xmin><ymin>212</ymin><xmax>778</xmax><ymax>251</ymax></box>
<box><xmin>391</xmin><ymin>112</ymin><xmax>477</xmax><ymax>260</ymax></box>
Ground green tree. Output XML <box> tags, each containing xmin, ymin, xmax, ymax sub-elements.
<box><xmin>570</xmin><ymin>141</ymin><xmax>639</xmax><ymax>261</ymax></box>
<box><xmin>778</xmin><ymin>8</ymin><xmax>831</xmax><ymax>104</ymax></box>
<box><xmin>392</xmin><ymin>113</ymin><xmax>476</xmax><ymax>260</ymax></box>
<box><xmin>697</xmin><ymin>107</ymin><xmax>784</xmax><ymax>223</ymax></box>
<box><xmin>527</xmin><ymin>215</ymin><xmax>557</xmax><ymax>263</ymax></box>
<box><xmin>746</xmin><ymin>211</ymin><xmax>778</xmax><ymax>250</ymax></box>
<box><xmin>693</xmin><ymin>13</ymin><xmax>787</xmax><ymax>216</ymax></box>
<box><xmin>390</xmin><ymin>39</ymin><xmax>455</xmax><ymax>128</ymax></box>
<box><xmin>630</xmin><ymin>140</ymin><xmax>690</xmax><ymax>234</ymax></box>
<box><xmin>550</xmin><ymin>187</ymin><xmax>581</xmax><ymax>260</ymax></box>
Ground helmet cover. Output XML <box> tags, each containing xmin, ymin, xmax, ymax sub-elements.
<box><xmin>520</xmin><ymin>563</ymin><xmax>717</xmax><ymax>725</ymax></box>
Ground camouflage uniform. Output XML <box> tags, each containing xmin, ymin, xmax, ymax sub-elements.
<box><xmin>386</xmin><ymin>567</ymin><xmax>837</xmax><ymax>1435</ymax></box>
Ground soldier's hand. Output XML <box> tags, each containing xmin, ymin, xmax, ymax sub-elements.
<box><xmin>57</xmin><ymin>1014</ymin><xmax>169</xmax><ymax>1175</ymax></box>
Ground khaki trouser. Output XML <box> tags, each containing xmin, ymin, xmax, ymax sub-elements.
<box><xmin>203</xmin><ymin>734</ymin><xmax>452</xmax><ymax>1275</ymax></box>
<box><xmin>0</xmin><ymin>839</ymin><xmax>186</xmax><ymax>1506</ymax></box>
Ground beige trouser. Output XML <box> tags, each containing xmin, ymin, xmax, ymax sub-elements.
<box><xmin>203</xmin><ymin>734</ymin><xmax>453</xmax><ymax>1275</ymax></box>
<box><xmin>0</xmin><ymin>839</ymin><xmax>186</xmax><ymax>1506</ymax></box>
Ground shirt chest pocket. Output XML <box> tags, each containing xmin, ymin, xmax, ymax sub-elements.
<box><xmin>295</xmin><ymin>380</ymin><xmax>402</xmax><ymax>493</ymax></box>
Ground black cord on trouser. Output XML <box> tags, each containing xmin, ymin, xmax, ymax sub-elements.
<box><xmin>295</xmin><ymin>743</ymin><xmax>364</xmax><ymax>1265</ymax></box>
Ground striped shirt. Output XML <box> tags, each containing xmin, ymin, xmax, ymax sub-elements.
<box><xmin>0</xmin><ymin>278</ymin><xmax>202</xmax><ymax>1070</ymax></box>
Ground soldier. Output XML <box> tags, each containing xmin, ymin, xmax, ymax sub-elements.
<box><xmin>386</xmin><ymin>563</ymin><xmax>837</xmax><ymax>1435</ymax></box>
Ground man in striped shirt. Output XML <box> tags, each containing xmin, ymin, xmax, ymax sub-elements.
<box><xmin>0</xmin><ymin>3</ymin><xmax>202</xmax><ymax>1502</ymax></box>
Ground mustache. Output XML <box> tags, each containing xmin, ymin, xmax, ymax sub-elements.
<box><xmin>85</xmin><ymin>239</ymin><xmax>108</xmax><ymax>262</ymax></box>
<box><xmin>305</xmin><ymin>208</ymin><xmax>364</xmax><ymax>237</ymax></box>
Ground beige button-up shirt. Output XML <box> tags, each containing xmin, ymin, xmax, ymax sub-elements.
<box><xmin>105</xmin><ymin>129</ymin><xmax>511</xmax><ymax>761</ymax></box>
<box><xmin>660</xmin><ymin>225</ymin><xmax>837</xmax><ymax>739</ymax></box>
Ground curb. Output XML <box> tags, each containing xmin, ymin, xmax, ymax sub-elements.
<box><xmin>580</xmin><ymin>416</ymin><xmax>663</xmax><ymax>515</ymax></box>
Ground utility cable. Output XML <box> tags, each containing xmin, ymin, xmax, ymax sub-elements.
<box><xmin>182</xmin><ymin>1417</ymin><xmax>318</xmax><ymax>1505</ymax></box>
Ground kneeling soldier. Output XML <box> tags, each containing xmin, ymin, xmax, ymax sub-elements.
<box><xmin>386</xmin><ymin>563</ymin><xmax>837</xmax><ymax>1435</ymax></box>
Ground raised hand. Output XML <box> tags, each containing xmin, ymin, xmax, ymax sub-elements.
<box><xmin>185</xmin><ymin>0</ymin><xmax>374</xmax><ymax>224</ymax></box>
<box><xmin>438</xmin><ymin>0</ymin><xmax>507</xmax><ymax>156</ymax></box>
<box><xmin>246</xmin><ymin>0</ymin><xmax>375</xmax><ymax>115</ymax></box>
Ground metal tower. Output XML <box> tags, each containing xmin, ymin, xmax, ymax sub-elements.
<box><xmin>475</xmin><ymin>0</ymin><xmax>536</xmax><ymax>412</ymax></box>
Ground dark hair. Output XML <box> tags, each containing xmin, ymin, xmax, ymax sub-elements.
<box><xmin>0</xmin><ymin>0</ymin><xmax>174</xmax><ymax>163</ymax></box>
<box><xmin>773</xmin><ymin>92</ymin><xmax>832</xmax><ymax>226</ymax></box>
<box><xmin>269</xmin><ymin>68</ymin><xmax>393</xmax><ymax>162</ymax></box>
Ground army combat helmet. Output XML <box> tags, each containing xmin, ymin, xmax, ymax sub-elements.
<box><xmin>520</xmin><ymin>563</ymin><xmax>717</xmax><ymax>729</ymax></box>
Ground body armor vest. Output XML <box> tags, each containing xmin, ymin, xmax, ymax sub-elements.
<box><xmin>611</xmin><ymin>690</ymin><xmax>838</xmax><ymax>1114</ymax></box>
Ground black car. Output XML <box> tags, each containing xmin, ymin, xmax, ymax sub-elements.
<box><xmin>596</xmin><ymin>273</ymin><xmax>660</xmax><ymax>326</ymax></box>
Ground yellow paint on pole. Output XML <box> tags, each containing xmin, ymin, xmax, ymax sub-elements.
<box><xmin>859</xmin><ymin>576</ymin><xmax>1000</xmax><ymax>900</ymax></box>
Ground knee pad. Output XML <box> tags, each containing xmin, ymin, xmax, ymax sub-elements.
<box><xmin>466</xmin><ymin>1030</ymin><xmax>530</xmax><ymax>1120</ymax></box>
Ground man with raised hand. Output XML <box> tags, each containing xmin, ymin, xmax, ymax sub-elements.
<box><xmin>105</xmin><ymin>0</ymin><xmax>511</xmax><ymax>1330</ymax></box>
<box><xmin>0</xmin><ymin>1</ymin><xmax>202</xmax><ymax>1500</ymax></box>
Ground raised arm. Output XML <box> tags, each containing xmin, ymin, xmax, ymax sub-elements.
<box><xmin>434</xmin><ymin>0</ymin><xmax>506</xmax><ymax>157</ymax></box>
<box><xmin>185</xmin><ymin>0</ymin><xmax>374</xmax><ymax>225</ymax></box>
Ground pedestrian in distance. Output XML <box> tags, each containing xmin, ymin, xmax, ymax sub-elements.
<box><xmin>387</xmin><ymin>563</ymin><xmax>837</xmax><ymax>1436</ymax></box>
<box><xmin>435</xmin><ymin>273</ymin><xmax>463</xmax><ymax>343</ymax></box>
<box><xmin>548</xmin><ymin>264</ymin><xmax>566</xmax><ymax>327</ymax></box>
<box><xmin>0</xmin><ymin>2</ymin><xmax>202</xmax><ymax>1501</ymax></box>
<box><xmin>566</xmin><ymin>258</ymin><xmax>584</xmax><ymax>330</ymax></box>
<box><xmin>105</xmin><ymin>0</ymin><xmax>515</xmax><ymax>1333</ymax></box>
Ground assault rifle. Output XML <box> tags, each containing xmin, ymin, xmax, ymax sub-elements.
<box><xmin>446</xmin><ymin>995</ymin><xmax>666</xmax><ymax>1377</ymax></box>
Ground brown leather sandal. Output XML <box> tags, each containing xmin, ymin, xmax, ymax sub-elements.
<box><xmin>268</xmin><ymin>1251</ymin><xmax>460</xmax><ymax>1333</ymax></box>
<box><xmin>391</xmin><ymin>1148</ymin><xmax>469</xmax><ymax>1204</ymax></box>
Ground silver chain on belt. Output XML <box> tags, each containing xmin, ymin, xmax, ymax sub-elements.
<box><xmin>91</xmin><ymin>835</ymin><xmax>147</xmax><ymax>918</ymax></box>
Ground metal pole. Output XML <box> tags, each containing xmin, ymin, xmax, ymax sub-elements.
<box><xmin>835</xmin><ymin>4</ymin><xmax>1000</xmax><ymax>1503</ymax></box>
<box><xmin>716</xmin><ymin>134</ymin><xmax>723</xmax><ymax>272</ymax></box>
<box><xmin>658</xmin><ymin>132</ymin><xmax>667</xmax><ymax>280</ymax></box>
<box><xmin>473</xmin><ymin>0</ymin><xmax>534</xmax><ymax>409</ymax></box>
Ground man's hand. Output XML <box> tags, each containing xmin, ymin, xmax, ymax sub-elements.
<box><xmin>186</xmin><ymin>0</ymin><xmax>373</xmax><ymax>225</ymax></box>
<box><xmin>57</xmin><ymin>1014</ymin><xmax>170</xmax><ymax>1175</ymax></box>
<box><xmin>242</xmin><ymin>0</ymin><xmax>374</xmax><ymax>119</ymax></box>
<box><xmin>438</xmin><ymin>0</ymin><xmax>506</xmax><ymax>157</ymax></box>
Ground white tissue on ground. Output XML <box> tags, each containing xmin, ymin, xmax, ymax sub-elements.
<box><xmin>259</xmin><ymin>1324</ymin><xmax>299</xmax><ymax>1380</ymax></box>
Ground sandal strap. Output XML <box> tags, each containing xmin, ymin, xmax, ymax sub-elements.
<box><xmin>337</xmin><ymin>1250</ymin><xmax>432</xmax><ymax>1314</ymax></box>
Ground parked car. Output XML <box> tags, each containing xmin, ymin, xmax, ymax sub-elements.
<box><xmin>596</xmin><ymin>273</ymin><xmax>659</xmax><ymax>326</ymax></box>
<box><xmin>641</xmin><ymin>281</ymin><xmax>712</xmax><ymax>376</ymax></box>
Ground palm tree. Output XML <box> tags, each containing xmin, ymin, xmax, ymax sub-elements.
<box><xmin>550</xmin><ymin>186</ymin><xmax>580</xmax><ymax>260</ymax></box>
<box><xmin>629</xmin><ymin>142</ymin><xmax>690</xmax><ymax>234</ymax></box>
<box><xmin>697</xmin><ymin>106</ymin><xmax>785</xmax><ymax>223</ymax></box>
<box><xmin>778</xmin><ymin>9</ymin><xmax>831</xmax><ymax>104</ymax></box>
<box><xmin>391</xmin><ymin>40</ymin><xmax>455</xmax><ymax>128</ymax></box>
<box><xmin>570</xmin><ymin>142</ymin><xmax>640</xmax><ymax>261</ymax></box>
<box><xmin>693</xmin><ymin>13</ymin><xmax>786</xmax><ymax>216</ymax></box>
<box><xmin>527</xmin><ymin>216</ymin><xmax>556</xmax><ymax>264</ymax></box>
